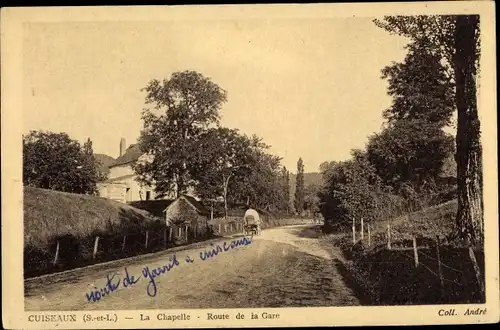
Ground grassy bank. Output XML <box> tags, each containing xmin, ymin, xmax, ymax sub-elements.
<box><xmin>24</xmin><ymin>187</ymin><xmax>173</xmax><ymax>278</ymax></box>
<box><xmin>331</xmin><ymin>199</ymin><xmax>485</xmax><ymax>305</ymax></box>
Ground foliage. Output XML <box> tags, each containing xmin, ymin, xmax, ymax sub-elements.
<box><xmin>304</xmin><ymin>183</ymin><xmax>321</xmax><ymax>214</ymax></box>
<box><xmin>294</xmin><ymin>158</ymin><xmax>305</xmax><ymax>214</ymax></box>
<box><xmin>375</xmin><ymin>15</ymin><xmax>483</xmax><ymax>246</ymax></box>
<box><xmin>366</xmin><ymin>119</ymin><xmax>454</xmax><ymax>191</ymax></box>
<box><xmin>189</xmin><ymin>127</ymin><xmax>256</xmax><ymax>200</ymax></box>
<box><xmin>281</xmin><ymin>166</ymin><xmax>291</xmax><ymax>213</ymax></box>
<box><xmin>229</xmin><ymin>151</ymin><xmax>289</xmax><ymax>212</ymax></box>
<box><xmin>381</xmin><ymin>44</ymin><xmax>455</xmax><ymax>127</ymax></box>
<box><xmin>23</xmin><ymin>131</ymin><xmax>104</xmax><ymax>195</ymax></box>
<box><xmin>374</xmin><ymin>15</ymin><xmax>457</xmax><ymax>77</ymax></box>
<box><xmin>319</xmin><ymin>17</ymin><xmax>465</xmax><ymax>232</ymax></box>
<box><xmin>134</xmin><ymin>70</ymin><xmax>290</xmax><ymax>212</ymax></box>
<box><xmin>134</xmin><ymin>71</ymin><xmax>228</xmax><ymax>197</ymax></box>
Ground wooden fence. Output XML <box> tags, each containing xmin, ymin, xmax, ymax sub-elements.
<box><xmin>26</xmin><ymin>217</ymin><xmax>316</xmax><ymax>278</ymax></box>
<box><xmin>343</xmin><ymin>217</ymin><xmax>485</xmax><ymax>304</ymax></box>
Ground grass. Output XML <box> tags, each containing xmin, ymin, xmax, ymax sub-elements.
<box><xmin>24</xmin><ymin>186</ymin><xmax>166</xmax><ymax>278</ymax></box>
<box><xmin>331</xmin><ymin>199</ymin><xmax>485</xmax><ymax>305</ymax></box>
<box><xmin>24</xmin><ymin>186</ymin><xmax>159</xmax><ymax>249</ymax></box>
<box><xmin>345</xmin><ymin>199</ymin><xmax>458</xmax><ymax>251</ymax></box>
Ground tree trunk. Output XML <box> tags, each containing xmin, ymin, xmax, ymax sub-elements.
<box><xmin>223</xmin><ymin>175</ymin><xmax>228</xmax><ymax>220</ymax></box>
<box><xmin>454</xmin><ymin>15</ymin><xmax>483</xmax><ymax>247</ymax></box>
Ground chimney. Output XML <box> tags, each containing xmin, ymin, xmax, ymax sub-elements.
<box><xmin>119</xmin><ymin>138</ymin><xmax>126</xmax><ymax>157</ymax></box>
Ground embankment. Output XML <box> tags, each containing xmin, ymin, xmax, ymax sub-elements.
<box><xmin>331</xmin><ymin>200</ymin><xmax>485</xmax><ymax>305</ymax></box>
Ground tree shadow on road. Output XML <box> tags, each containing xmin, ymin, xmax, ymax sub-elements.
<box><xmin>288</xmin><ymin>225</ymin><xmax>323</xmax><ymax>239</ymax></box>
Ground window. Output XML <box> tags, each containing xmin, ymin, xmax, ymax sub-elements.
<box><xmin>146</xmin><ymin>191</ymin><xmax>151</xmax><ymax>201</ymax></box>
<box><xmin>126</xmin><ymin>188</ymin><xmax>131</xmax><ymax>202</ymax></box>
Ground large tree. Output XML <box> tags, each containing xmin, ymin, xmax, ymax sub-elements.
<box><xmin>190</xmin><ymin>127</ymin><xmax>256</xmax><ymax>218</ymax></box>
<box><xmin>366</xmin><ymin>119</ymin><xmax>454</xmax><ymax>192</ymax></box>
<box><xmin>374</xmin><ymin>15</ymin><xmax>483</xmax><ymax>245</ymax></box>
<box><xmin>230</xmin><ymin>150</ymin><xmax>287</xmax><ymax>212</ymax></box>
<box><xmin>304</xmin><ymin>183</ymin><xmax>321</xmax><ymax>214</ymax></box>
<box><xmin>319</xmin><ymin>150</ymin><xmax>404</xmax><ymax>231</ymax></box>
<box><xmin>294</xmin><ymin>158</ymin><xmax>305</xmax><ymax>215</ymax></box>
<box><xmin>381</xmin><ymin>44</ymin><xmax>455</xmax><ymax>127</ymax></box>
<box><xmin>454</xmin><ymin>15</ymin><xmax>483</xmax><ymax>246</ymax></box>
<box><xmin>23</xmin><ymin>131</ymin><xmax>103</xmax><ymax>194</ymax></box>
<box><xmin>134</xmin><ymin>71</ymin><xmax>227</xmax><ymax>198</ymax></box>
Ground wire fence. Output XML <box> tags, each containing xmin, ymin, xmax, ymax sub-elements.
<box><xmin>340</xmin><ymin>218</ymin><xmax>485</xmax><ymax>304</ymax></box>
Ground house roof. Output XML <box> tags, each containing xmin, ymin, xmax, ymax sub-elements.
<box><xmin>110</xmin><ymin>144</ymin><xmax>143</xmax><ymax>168</ymax></box>
<box><xmin>95</xmin><ymin>154</ymin><xmax>116</xmax><ymax>174</ymax></box>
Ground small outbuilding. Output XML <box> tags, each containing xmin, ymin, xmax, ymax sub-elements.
<box><xmin>163</xmin><ymin>195</ymin><xmax>211</xmax><ymax>237</ymax></box>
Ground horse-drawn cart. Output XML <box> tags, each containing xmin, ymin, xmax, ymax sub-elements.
<box><xmin>243</xmin><ymin>208</ymin><xmax>261</xmax><ymax>237</ymax></box>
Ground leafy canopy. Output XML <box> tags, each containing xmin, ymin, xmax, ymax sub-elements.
<box><xmin>135</xmin><ymin>71</ymin><xmax>227</xmax><ymax>197</ymax></box>
<box><xmin>23</xmin><ymin>131</ymin><xmax>105</xmax><ymax>194</ymax></box>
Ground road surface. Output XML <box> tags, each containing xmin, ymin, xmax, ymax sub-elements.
<box><xmin>25</xmin><ymin>225</ymin><xmax>360</xmax><ymax>310</ymax></box>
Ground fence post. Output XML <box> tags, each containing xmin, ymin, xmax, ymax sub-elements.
<box><xmin>53</xmin><ymin>240</ymin><xmax>60</xmax><ymax>266</ymax></box>
<box><xmin>218</xmin><ymin>223</ymin><xmax>221</xmax><ymax>234</ymax></box>
<box><xmin>122</xmin><ymin>235</ymin><xmax>127</xmax><ymax>253</ymax></box>
<box><xmin>436</xmin><ymin>236</ymin><xmax>445</xmax><ymax>299</ymax></box>
<box><xmin>386</xmin><ymin>224</ymin><xmax>391</xmax><ymax>250</ymax></box>
<box><xmin>93</xmin><ymin>236</ymin><xmax>100</xmax><ymax>259</ymax></box>
<box><xmin>169</xmin><ymin>227</ymin><xmax>173</xmax><ymax>241</ymax></box>
<box><xmin>164</xmin><ymin>229</ymin><xmax>167</xmax><ymax>248</ymax></box>
<box><xmin>352</xmin><ymin>218</ymin><xmax>356</xmax><ymax>243</ymax></box>
<box><xmin>145</xmin><ymin>231</ymin><xmax>149</xmax><ymax>249</ymax></box>
<box><xmin>361</xmin><ymin>217</ymin><xmax>364</xmax><ymax>240</ymax></box>
<box><xmin>367</xmin><ymin>224</ymin><xmax>371</xmax><ymax>247</ymax></box>
<box><xmin>413</xmin><ymin>235</ymin><xmax>419</xmax><ymax>267</ymax></box>
<box><xmin>185</xmin><ymin>225</ymin><xmax>189</xmax><ymax>241</ymax></box>
<box><xmin>224</xmin><ymin>223</ymin><xmax>227</xmax><ymax>233</ymax></box>
<box><xmin>194</xmin><ymin>224</ymin><xmax>197</xmax><ymax>239</ymax></box>
<box><xmin>178</xmin><ymin>226</ymin><xmax>182</xmax><ymax>238</ymax></box>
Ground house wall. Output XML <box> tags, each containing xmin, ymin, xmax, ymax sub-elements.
<box><xmin>100</xmin><ymin>162</ymin><xmax>169</xmax><ymax>203</ymax></box>
<box><xmin>109</xmin><ymin>164</ymin><xmax>134</xmax><ymax>178</ymax></box>
<box><xmin>97</xmin><ymin>182</ymin><xmax>127</xmax><ymax>203</ymax></box>
<box><xmin>101</xmin><ymin>161</ymin><xmax>192</xmax><ymax>204</ymax></box>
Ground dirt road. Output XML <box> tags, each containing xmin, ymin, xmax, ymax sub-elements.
<box><xmin>25</xmin><ymin>225</ymin><xmax>360</xmax><ymax>310</ymax></box>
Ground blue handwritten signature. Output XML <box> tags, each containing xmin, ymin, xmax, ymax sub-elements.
<box><xmin>85</xmin><ymin>236</ymin><xmax>252</xmax><ymax>302</ymax></box>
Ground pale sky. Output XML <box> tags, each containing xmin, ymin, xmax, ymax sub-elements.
<box><xmin>22</xmin><ymin>18</ymin><xmax>409</xmax><ymax>173</ymax></box>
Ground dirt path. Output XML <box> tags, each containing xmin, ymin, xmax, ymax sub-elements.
<box><xmin>25</xmin><ymin>225</ymin><xmax>359</xmax><ymax>310</ymax></box>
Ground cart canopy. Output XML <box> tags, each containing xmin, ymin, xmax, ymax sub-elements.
<box><xmin>244</xmin><ymin>208</ymin><xmax>261</xmax><ymax>225</ymax></box>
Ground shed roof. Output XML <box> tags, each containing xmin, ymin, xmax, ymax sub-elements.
<box><xmin>129</xmin><ymin>199</ymin><xmax>175</xmax><ymax>218</ymax></box>
<box><xmin>182</xmin><ymin>195</ymin><xmax>211</xmax><ymax>216</ymax></box>
<box><xmin>163</xmin><ymin>195</ymin><xmax>211</xmax><ymax>217</ymax></box>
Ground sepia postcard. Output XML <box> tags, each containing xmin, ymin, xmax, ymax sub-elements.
<box><xmin>1</xmin><ymin>2</ymin><xmax>498</xmax><ymax>329</ymax></box>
